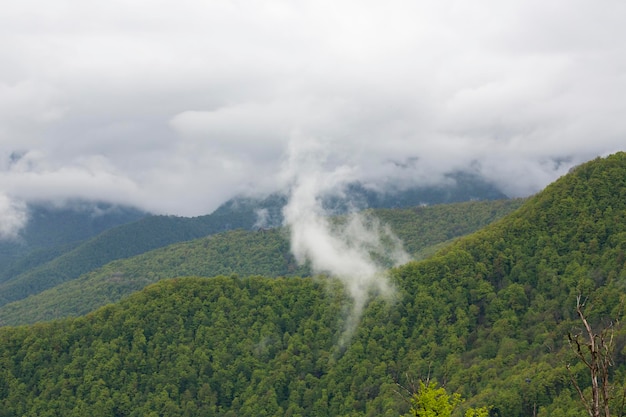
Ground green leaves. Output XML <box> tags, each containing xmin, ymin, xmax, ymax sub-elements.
<box><xmin>406</xmin><ymin>381</ymin><xmax>462</xmax><ymax>417</ymax></box>
<box><xmin>464</xmin><ymin>406</ymin><xmax>491</xmax><ymax>417</ymax></box>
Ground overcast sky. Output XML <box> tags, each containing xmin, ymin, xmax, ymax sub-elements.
<box><xmin>1</xmin><ymin>0</ymin><xmax>625</xmax><ymax>224</ymax></box>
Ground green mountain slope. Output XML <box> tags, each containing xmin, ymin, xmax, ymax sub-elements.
<box><xmin>393</xmin><ymin>152</ymin><xmax>626</xmax><ymax>415</ymax></box>
<box><xmin>0</xmin><ymin>199</ymin><xmax>522</xmax><ymax>326</ymax></box>
<box><xmin>371</xmin><ymin>198</ymin><xmax>522</xmax><ymax>258</ymax></box>
<box><xmin>0</xmin><ymin>153</ymin><xmax>624</xmax><ymax>416</ymax></box>
<box><xmin>0</xmin><ymin>202</ymin><xmax>147</xmax><ymax>283</ymax></box>
<box><xmin>0</xmin><ymin>229</ymin><xmax>307</xmax><ymax>326</ymax></box>
<box><xmin>0</xmin><ymin>175</ymin><xmax>507</xmax><ymax>310</ymax></box>
<box><xmin>0</xmin><ymin>204</ymin><xmax>267</xmax><ymax>308</ymax></box>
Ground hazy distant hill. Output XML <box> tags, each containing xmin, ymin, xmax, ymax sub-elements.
<box><xmin>0</xmin><ymin>211</ymin><xmax>253</xmax><ymax>307</ymax></box>
<box><xmin>219</xmin><ymin>170</ymin><xmax>508</xmax><ymax>226</ymax></box>
<box><xmin>0</xmin><ymin>201</ymin><xmax>147</xmax><ymax>282</ymax></box>
<box><xmin>0</xmin><ymin>153</ymin><xmax>624</xmax><ymax>416</ymax></box>
<box><xmin>332</xmin><ymin>171</ymin><xmax>508</xmax><ymax>210</ymax></box>
<box><xmin>0</xmin><ymin>199</ymin><xmax>522</xmax><ymax>326</ymax></box>
<box><xmin>0</xmin><ymin>171</ymin><xmax>507</xmax><ymax>309</ymax></box>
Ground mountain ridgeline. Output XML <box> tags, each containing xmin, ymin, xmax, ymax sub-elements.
<box><xmin>0</xmin><ymin>199</ymin><xmax>522</xmax><ymax>326</ymax></box>
<box><xmin>0</xmin><ymin>172</ymin><xmax>506</xmax><ymax>309</ymax></box>
<box><xmin>0</xmin><ymin>202</ymin><xmax>147</xmax><ymax>283</ymax></box>
<box><xmin>0</xmin><ymin>153</ymin><xmax>625</xmax><ymax>416</ymax></box>
<box><xmin>0</xmin><ymin>195</ymin><xmax>287</xmax><ymax>308</ymax></box>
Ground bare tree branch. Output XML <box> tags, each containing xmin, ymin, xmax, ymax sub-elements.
<box><xmin>568</xmin><ymin>295</ymin><xmax>616</xmax><ymax>417</ymax></box>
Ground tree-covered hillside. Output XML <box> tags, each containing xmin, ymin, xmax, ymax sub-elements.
<box><xmin>0</xmin><ymin>202</ymin><xmax>275</xmax><ymax>308</ymax></box>
<box><xmin>394</xmin><ymin>152</ymin><xmax>626</xmax><ymax>415</ymax></box>
<box><xmin>0</xmin><ymin>152</ymin><xmax>624</xmax><ymax>416</ymax></box>
<box><xmin>371</xmin><ymin>198</ymin><xmax>521</xmax><ymax>257</ymax></box>
<box><xmin>0</xmin><ymin>199</ymin><xmax>522</xmax><ymax>326</ymax></box>
<box><xmin>0</xmin><ymin>202</ymin><xmax>146</xmax><ymax>282</ymax></box>
<box><xmin>0</xmin><ymin>178</ymin><xmax>508</xmax><ymax>310</ymax></box>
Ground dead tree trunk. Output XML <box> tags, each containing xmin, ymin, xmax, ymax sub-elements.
<box><xmin>567</xmin><ymin>295</ymin><xmax>615</xmax><ymax>417</ymax></box>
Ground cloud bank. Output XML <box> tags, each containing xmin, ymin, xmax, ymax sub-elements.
<box><xmin>0</xmin><ymin>0</ymin><xmax>624</xmax><ymax>229</ymax></box>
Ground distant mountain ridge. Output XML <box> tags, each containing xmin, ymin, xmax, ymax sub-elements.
<box><xmin>0</xmin><ymin>199</ymin><xmax>523</xmax><ymax>326</ymax></box>
<box><xmin>0</xmin><ymin>202</ymin><xmax>147</xmax><ymax>283</ymax></box>
<box><xmin>220</xmin><ymin>170</ymin><xmax>508</xmax><ymax>227</ymax></box>
<box><xmin>0</xmin><ymin>171</ymin><xmax>507</xmax><ymax>309</ymax></box>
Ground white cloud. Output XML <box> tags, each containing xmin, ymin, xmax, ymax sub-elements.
<box><xmin>0</xmin><ymin>0</ymin><xmax>623</xmax><ymax>217</ymax></box>
<box><xmin>0</xmin><ymin>194</ymin><xmax>27</xmax><ymax>241</ymax></box>
<box><xmin>281</xmin><ymin>137</ymin><xmax>410</xmax><ymax>343</ymax></box>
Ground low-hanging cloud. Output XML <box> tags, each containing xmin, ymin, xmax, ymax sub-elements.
<box><xmin>282</xmin><ymin>137</ymin><xmax>410</xmax><ymax>344</ymax></box>
<box><xmin>0</xmin><ymin>193</ymin><xmax>27</xmax><ymax>241</ymax></box>
<box><xmin>0</xmin><ymin>0</ymin><xmax>624</xmax><ymax>220</ymax></box>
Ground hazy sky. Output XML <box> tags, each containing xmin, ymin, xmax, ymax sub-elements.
<box><xmin>1</xmin><ymin>0</ymin><xmax>624</xmax><ymax>220</ymax></box>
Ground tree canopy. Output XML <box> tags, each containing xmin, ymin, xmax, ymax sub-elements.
<box><xmin>0</xmin><ymin>152</ymin><xmax>625</xmax><ymax>416</ymax></box>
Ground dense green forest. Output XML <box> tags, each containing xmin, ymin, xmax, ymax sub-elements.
<box><xmin>0</xmin><ymin>199</ymin><xmax>521</xmax><ymax>326</ymax></box>
<box><xmin>0</xmin><ymin>153</ymin><xmax>625</xmax><ymax>416</ymax></box>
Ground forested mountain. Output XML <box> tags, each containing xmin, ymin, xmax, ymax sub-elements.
<box><xmin>0</xmin><ymin>198</ymin><xmax>284</xmax><ymax>308</ymax></box>
<box><xmin>0</xmin><ymin>202</ymin><xmax>147</xmax><ymax>282</ymax></box>
<box><xmin>369</xmin><ymin>199</ymin><xmax>521</xmax><ymax>258</ymax></box>
<box><xmin>0</xmin><ymin>173</ymin><xmax>506</xmax><ymax>310</ymax></box>
<box><xmin>0</xmin><ymin>199</ymin><xmax>522</xmax><ymax>326</ymax></box>
<box><xmin>0</xmin><ymin>152</ymin><xmax>624</xmax><ymax>416</ymax></box>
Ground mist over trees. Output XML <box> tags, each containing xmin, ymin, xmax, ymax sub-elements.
<box><xmin>0</xmin><ymin>152</ymin><xmax>625</xmax><ymax>416</ymax></box>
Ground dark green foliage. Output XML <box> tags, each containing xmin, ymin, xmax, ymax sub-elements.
<box><xmin>0</xmin><ymin>276</ymin><xmax>351</xmax><ymax>416</ymax></box>
<box><xmin>0</xmin><ymin>153</ymin><xmax>625</xmax><ymax>416</ymax></box>
<box><xmin>0</xmin><ymin>200</ymin><xmax>521</xmax><ymax>326</ymax></box>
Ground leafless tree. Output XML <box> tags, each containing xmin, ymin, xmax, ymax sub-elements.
<box><xmin>567</xmin><ymin>295</ymin><xmax>616</xmax><ymax>417</ymax></box>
